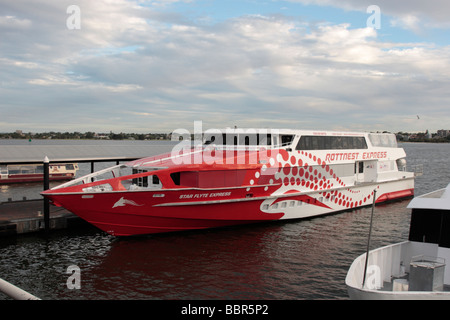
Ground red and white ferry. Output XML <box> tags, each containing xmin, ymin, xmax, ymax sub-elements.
<box><xmin>41</xmin><ymin>129</ymin><xmax>415</xmax><ymax>236</ymax></box>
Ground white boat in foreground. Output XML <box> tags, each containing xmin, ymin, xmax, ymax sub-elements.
<box><xmin>346</xmin><ymin>183</ymin><xmax>450</xmax><ymax>299</ymax></box>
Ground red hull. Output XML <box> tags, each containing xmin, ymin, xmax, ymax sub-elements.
<box><xmin>46</xmin><ymin>186</ymin><xmax>285</xmax><ymax>236</ymax></box>
<box><xmin>46</xmin><ymin>187</ymin><xmax>414</xmax><ymax>236</ymax></box>
<box><xmin>68</xmin><ymin>201</ymin><xmax>280</xmax><ymax>236</ymax></box>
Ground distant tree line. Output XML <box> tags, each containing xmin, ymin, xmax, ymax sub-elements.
<box><xmin>396</xmin><ymin>131</ymin><xmax>450</xmax><ymax>143</ymax></box>
<box><xmin>0</xmin><ymin>131</ymin><xmax>171</xmax><ymax>140</ymax></box>
<box><xmin>1</xmin><ymin>130</ymin><xmax>449</xmax><ymax>143</ymax></box>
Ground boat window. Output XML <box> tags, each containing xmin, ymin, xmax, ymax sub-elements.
<box><xmin>239</xmin><ymin>134</ymin><xmax>258</xmax><ymax>146</ymax></box>
<box><xmin>272</xmin><ymin>135</ymin><xmax>278</xmax><ymax>147</ymax></box>
<box><xmin>170</xmin><ymin>172</ymin><xmax>181</xmax><ymax>186</ymax></box>
<box><xmin>204</xmin><ymin>133</ymin><xmax>273</xmax><ymax>146</ymax></box>
<box><xmin>132</xmin><ymin>169</ymin><xmax>146</xmax><ymax>187</ymax></box>
<box><xmin>259</xmin><ymin>134</ymin><xmax>271</xmax><ymax>146</ymax></box>
<box><xmin>221</xmin><ymin>134</ymin><xmax>238</xmax><ymax>146</ymax></box>
<box><xmin>66</xmin><ymin>164</ymin><xmax>75</xmax><ymax>170</ymax></box>
<box><xmin>21</xmin><ymin>165</ymin><xmax>35</xmax><ymax>174</ymax></box>
<box><xmin>204</xmin><ymin>134</ymin><xmax>220</xmax><ymax>145</ymax></box>
<box><xmin>8</xmin><ymin>166</ymin><xmax>21</xmax><ymax>174</ymax></box>
<box><xmin>369</xmin><ymin>133</ymin><xmax>398</xmax><ymax>148</ymax></box>
<box><xmin>0</xmin><ymin>165</ymin><xmax>7</xmax><ymax>174</ymax></box>
<box><xmin>355</xmin><ymin>162</ymin><xmax>364</xmax><ymax>174</ymax></box>
<box><xmin>409</xmin><ymin>209</ymin><xmax>450</xmax><ymax>248</ymax></box>
<box><xmin>296</xmin><ymin>136</ymin><xmax>368</xmax><ymax>150</ymax></box>
<box><xmin>131</xmin><ymin>169</ymin><xmax>161</xmax><ymax>188</ymax></box>
<box><xmin>281</xmin><ymin>135</ymin><xmax>294</xmax><ymax>146</ymax></box>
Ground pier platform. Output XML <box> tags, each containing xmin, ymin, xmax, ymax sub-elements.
<box><xmin>0</xmin><ymin>200</ymin><xmax>85</xmax><ymax>236</ymax></box>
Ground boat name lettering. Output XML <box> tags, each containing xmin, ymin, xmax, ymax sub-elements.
<box><xmin>179</xmin><ymin>192</ymin><xmax>231</xmax><ymax>199</ymax></box>
<box><xmin>324</xmin><ymin>151</ymin><xmax>387</xmax><ymax>162</ymax></box>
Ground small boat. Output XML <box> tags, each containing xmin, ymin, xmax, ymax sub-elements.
<box><xmin>41</xmin><ymin>129</ymin><xmax>415</xmax><ymax>236</ymax></box>
<box><xmin>0</xmin><ymin>163</ymin><xmax>79</xmax><ymax>184</ymax></box>
<box><xmin>346</xmin><ymin>183</ymin><xmax>450</xmax><ymax>299</ymax></box>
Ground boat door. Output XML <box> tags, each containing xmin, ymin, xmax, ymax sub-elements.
<box><xmin>355</xmin><ymin>160</ymin><xmax>378</xmax><ymax>183</ymax></box>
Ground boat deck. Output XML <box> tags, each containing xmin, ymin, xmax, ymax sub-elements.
<box><xmin>380</xmin><ymin>275</ymin><xmax>450</xmax><ymax>293</ymax></box>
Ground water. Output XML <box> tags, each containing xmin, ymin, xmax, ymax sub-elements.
<box><xmin>0</xmin><ymin>141</ymin><xmax>449</xmax><ymax>300</ymax></box>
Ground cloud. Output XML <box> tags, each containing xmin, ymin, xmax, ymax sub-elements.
<box><xmin>286</xmin><ymin>0</ymin><xmax>450</xmax><ymax>31</ymax></box>
<box><xmin>0</xmin><ymin>0</ymin><xmax>449</xmax><ymax>134</ymax></box>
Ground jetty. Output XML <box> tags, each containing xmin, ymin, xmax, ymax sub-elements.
<box><xmin>0</xmin><ymin>199</ymin><xmax>84</xmax><ymax>236</ymax></box>
<box><xmin>0</xmin><ymin>142</ymin><xmax>175</xmax><ymax>236</ymax></box>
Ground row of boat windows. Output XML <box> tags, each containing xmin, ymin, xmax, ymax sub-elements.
<box><xmin>262</xmin><ymin>197</ymin><xmax>331</xmax><ymax>210</ymax></box>
<box><xmin>203</xmin><ymin>133</ymin><xmax>397</xmax><ymax>151</ymax></box>
<box><xmin>204</xmin><ymin>134</ymin><xmax>371</xmax><ymax>151</ymax></box>
<box><xmin>203</xmin><ymin>134</ymin><xmax>294</xmax><ymax>147</ymax></box>
<box><xmin>296</xmin><ymin>136</ymin><xmax>368</xmax><ymax>150</ymax></box>
<box><xmin>0</xmin><ymin>164</ymin><xmax>77</xmax><ymax>175</ymax></box>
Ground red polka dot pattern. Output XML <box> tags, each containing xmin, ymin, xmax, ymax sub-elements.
<box><xmin>257</xmin><ymin>149</ymin><xmax>379</xmax><ymax>209</ymax></box>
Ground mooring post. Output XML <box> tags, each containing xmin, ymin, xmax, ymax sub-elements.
<box><xmin>43</xmin><ymin>156</ymin><xmax>50</xmax><ymax>233</ymax></box>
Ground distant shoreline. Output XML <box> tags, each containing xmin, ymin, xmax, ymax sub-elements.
<box><xmin>0</xmin><ymin>132</ymin><xmax>170</xmax><ymax>141</ymax></box>
<box><xmin>1</xmin><ymin>131</ymin><xmax>449</xmax><ymax>143</ymax></box>
<box><xmin>1</xmin><ymin>138</ymin><xmax>448</xmax><ymax>144</ymax></box>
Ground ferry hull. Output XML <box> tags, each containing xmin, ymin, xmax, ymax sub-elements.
<box><xmin>46</xmin><ymin>193</ymin><xmax>284</xmax><ymax>236</ymax></box>
<box><xmin>45</xmin><ymin>181</ymin><xmax>414</xmax><ymax>236</ymax></box>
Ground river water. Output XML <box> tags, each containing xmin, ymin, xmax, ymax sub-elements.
<box><xmin>0</xmin><ymin>141</ymin><xmax>449</xmax><ymax>301</ymax></box>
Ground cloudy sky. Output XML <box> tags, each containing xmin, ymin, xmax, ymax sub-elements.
<box><xmin>1</xmin><ymin>0</ymin><xmax>449</xmax><ymax>134</ymax></box>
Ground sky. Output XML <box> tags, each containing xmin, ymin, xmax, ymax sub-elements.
<box><xmin>1</xmin><ymin>0</ymin><xmax>450</xmax><ymax>134</ymax></box>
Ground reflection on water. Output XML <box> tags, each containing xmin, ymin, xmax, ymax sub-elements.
<box><xmin>0</xmin><ymin>200</ymin><xmax>412</xmax><ymax>300</ymax></box>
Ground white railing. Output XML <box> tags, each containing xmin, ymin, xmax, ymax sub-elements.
<box><xmin>0</xmin><ymin>277</ymin><xmax>40</xmax><ymax>300</ymax></box>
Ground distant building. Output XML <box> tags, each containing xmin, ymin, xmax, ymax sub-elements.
<box><xmin>437</xmin><ymin>129</ymin><xmax>450</xmax><ymax>138</ymax></box>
